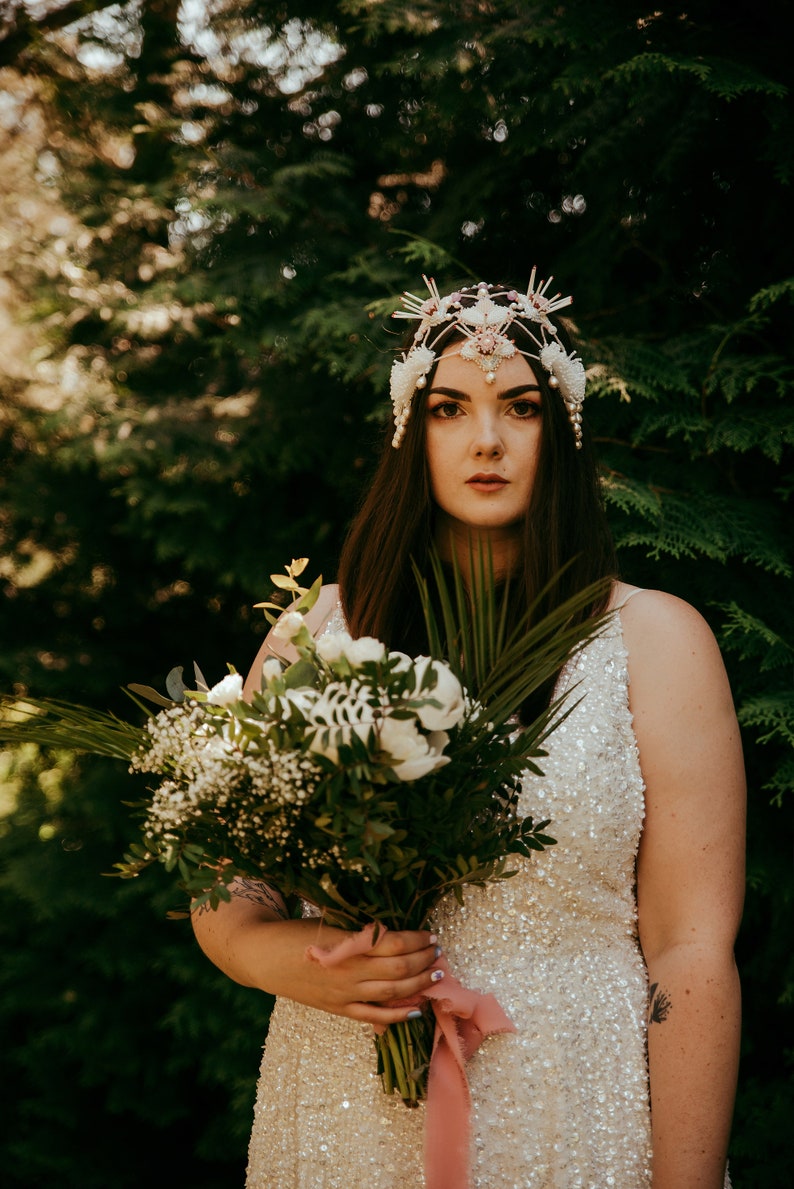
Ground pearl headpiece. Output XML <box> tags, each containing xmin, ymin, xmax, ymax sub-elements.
<box><xmin>389</xmin><ymin>272</ymin><xmax>587</xmax><ymax>449</ymax></box>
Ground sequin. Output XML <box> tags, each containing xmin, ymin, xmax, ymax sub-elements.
<box><xmin>244</xmin><ymin>605</ymin><xmax>727</xmax><ymax>1187</ymax></box>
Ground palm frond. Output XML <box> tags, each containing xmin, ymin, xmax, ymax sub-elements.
<box><xmin>415</xmin><ymin>543</ymin><xmax>612</xmax><ymax>734</ymax></box>
<box><xmin>0</xmin><ymin>695</ymin><xmax>147</xmax><ymax>761</ymax></box>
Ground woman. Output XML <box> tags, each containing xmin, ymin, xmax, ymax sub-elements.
<box><xmin>192</xmin><ymin>277</ymin><xmax>745</xmax><ymax>1188</ymax></box>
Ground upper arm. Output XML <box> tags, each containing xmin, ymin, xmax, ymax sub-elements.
<box><xmin>243</xmin><ymin>582</ymin><xmax>340</xmax><ymax>700</ymax></box>
<box><xmin>623</xmin><ymin>592</ymin><xmax>746</xmax><ymax>961</ymax></box>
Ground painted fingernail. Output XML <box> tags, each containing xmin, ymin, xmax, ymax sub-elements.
<box><xmin>434</xmin><ymin>945</ymin><xmax>442</xmax><ymax>959</ymax></box>
<box><xmin>428</xmin><ymin>934</ymin><xmax>438</xmax><ymax>945</ymax></box>
<box><xmin>407</xmin><ymin>1009</ymin><xmax>423</xmax><ymax>1019</ymax></box>
<box><xmin>430</xmin><ymin>969</ymin><xmax>444</xmax><ymax>983</ymax></box>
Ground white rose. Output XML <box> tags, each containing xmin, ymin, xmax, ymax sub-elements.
<box><xmin>378</xmin><ymin>716</ymin><xmax>450</xmax><ymax>782</ymax></box>
<box><xmin>206</xmin><ymin>673</ymin><xmax>244</xmax><ymax>706</ymax></box>
<box><xmin>271</xmin><ymin>610</ymin><xmax>306</xmax><ymax>643</ymax></box>
<box><xmin>410</xmin><ymin>658</ymin><xmax>466</xmax><ymax>731</ymax></box>
<box><xmin>343</xmin><ymin>636</ymin><xmax>387</xmax><ymax>666</ymax></box>
<box><xmin>315</xmin><ymin>630</ymin><xmax>354</xmax><ymax>663</ymax></box>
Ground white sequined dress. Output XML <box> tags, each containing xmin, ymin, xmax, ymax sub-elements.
<box><xmin>246</xmin><ymin>603</ymin><xmax>657</xmax><ymax>1187</ymax></box>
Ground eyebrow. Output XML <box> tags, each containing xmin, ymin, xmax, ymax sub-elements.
<box><xmin>425</xmin><ymin>384</ymin><xmax>542</xmax><ymax>402</ymax></box>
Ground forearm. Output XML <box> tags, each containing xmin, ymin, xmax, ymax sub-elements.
<box><xmin>190</xmin><ymin>881</ymin><xmax>442</xmax><ymax>1023</ymax></box>
<box><xmin>190</xmin><ymin>889</ymin><xmax>341</xmax><ymax>998</ymax></box>
<box><xmin>645</xmin><ymin>942</ymin><xmax>740</xmax><ymax>1188</ymax></box>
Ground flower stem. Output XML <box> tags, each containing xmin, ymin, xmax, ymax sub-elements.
<box><xmin>374</xmin><ymin>1009</ymin><xmax>434</xmax><ymax>1107</ymax></box>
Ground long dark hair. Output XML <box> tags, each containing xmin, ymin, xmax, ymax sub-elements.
<box><xmin>337</xmin><ymin>287</ymin><xmax>618</xmax><ymax>704</ymax></box>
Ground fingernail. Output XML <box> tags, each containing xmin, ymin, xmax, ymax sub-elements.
<box><xmin>428</xmin><ymin>934</ymin><xmax>438</xmax><ymax>945</ymax></box>
<box><xmin>430</xmin><ymin>969</ymin><xmax>444</xmax><ymax>983</ymax></box>
<box><xmin>434</xmin><ymin>945</ymin><xmax>442</xmax><ymax>959</ymax></box>
<box><xmin>407</xmin><ymin>1009</ymin><xmax>423</xmax><ymax>1019</ymax></box>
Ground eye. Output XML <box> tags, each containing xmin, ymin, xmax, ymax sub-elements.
<box><xmin>509</xmin><ymin>399</ymin><xmax>541</xmax><ymax>419</ymax></box>
<box><xmin>429</xmin><ymin>401</ymin><xmax>463</xmax><ymax>420</ymax></box>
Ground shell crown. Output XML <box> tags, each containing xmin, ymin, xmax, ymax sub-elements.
<box><xmin>388</xmin><ymin>273</ymin><xmax>586</xmax><ymax>449</ymax></box>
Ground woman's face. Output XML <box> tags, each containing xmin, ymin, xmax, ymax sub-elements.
<box><xmin>424</xmin><ymin>344</ymin><xmax>543</xmax><ymax>554</ymax></box>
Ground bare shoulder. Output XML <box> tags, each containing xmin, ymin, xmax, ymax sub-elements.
<box><xmin>303</xmin><ymin>581</ymin><xmax>341</xmax><ymax>634</ymax></box>
<box><xmin>616</xmin><ymin>586</ymin><xmax>737</xmax><ymax>727</ymax></box>
<box><xmin>617</xmin><ymin>585</ymin><xmax>723</xmax><ymax>663</ymax></box>
<box><xmin>243</xmin><ymin>582</ymin><xmax>341</xmax><ymax>698</ymax></box>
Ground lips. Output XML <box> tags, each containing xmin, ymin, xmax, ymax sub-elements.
<box><xmin>466</xmin><ymin>473</ymin><xmax>508</xmax><ymax>492</ymax></box>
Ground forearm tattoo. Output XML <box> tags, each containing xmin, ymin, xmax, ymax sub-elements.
<box><xmin>648</xmin><ymin>982</ymin><xmax>672</xmax><ymax>1025</ymax></box>
<box><xmin>229</xmin><ymin>878</ymin><xmax>289</xmax><ymax>918</ymax></box>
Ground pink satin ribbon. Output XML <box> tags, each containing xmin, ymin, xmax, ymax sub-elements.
<box><xmin>307</xmin><ymin>923</ymin><xmax>516</xmax><ymax>1189</ymax></box>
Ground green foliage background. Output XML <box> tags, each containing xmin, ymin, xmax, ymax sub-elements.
<box><xmin>0</xmin><ymin>1</ymin><xmax>791</xmax><ymax>1184</ymax></box>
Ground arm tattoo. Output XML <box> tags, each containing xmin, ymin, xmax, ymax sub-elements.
<box><xmin>190</xmin><ymin>877</ymin><xmax>289</xmax><ymax>918</ymax></box>
<box><xmin>648</xmin><ymin>982</ymin><xmax>673</xmax><ymax>1025</ymax></box>
<box><xmin>229</xmin><ymin>878</ymin><xmax>289</xmax><ymax>918</ymax></box>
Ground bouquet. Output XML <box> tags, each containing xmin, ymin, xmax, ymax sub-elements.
<box><xmin>0</xmin><ymin>552</ymin><xmax>610</xmax><ymax>1107</ymax></box>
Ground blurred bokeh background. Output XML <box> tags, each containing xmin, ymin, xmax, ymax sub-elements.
<box><xmin>1</xmin><ymin>2</ymin><xmax>792</xmax><ymax>1184</ymax></box>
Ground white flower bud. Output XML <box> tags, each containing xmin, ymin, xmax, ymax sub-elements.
<box><xmin>261</xmin><ymin>657</ymin><xmax>283</xmax><ymax>682</ymax></box>
<box><xmin>206</xmin><ymin>673</ymin><xmax>244</xmax><ymax>706</ymax></box>
<box><xmin>272</xmin><ymin>610</ymin><xmax>306</xmax><ymax>643</ymax></box>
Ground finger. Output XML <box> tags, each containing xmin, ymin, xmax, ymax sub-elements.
<box><xmin>358</xmin><ymin>966</ymin><xmax>445</xmax><ymax>1005</ymax></box>
<box><xmin>345</xmin><ymin>1000</ymin><xmax>429</xmax><ymax>1027</ymax></box>
<box><xmin>370</xmin><ymin>929</ymin><xmax>439</xmax><ymax>957</ymax></box>
<box><xmin>349</xmin><ymin>939</ymin><xmax>442</xmax><ymax>985</ymax></box>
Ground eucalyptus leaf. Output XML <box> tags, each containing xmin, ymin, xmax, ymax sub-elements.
<box><xmin>127</xmin><ymin>683</ymin><xmax>176</xmax><ymax>709</ymax></box>
<box><xmin>193</xmin><ymin>662</ymin><xmax>210</xmax><ymax>692</ymax></box>
<box><xmin>165</xmin><ymin>666</ymin><xmax>187</xmax><ymax>701</ymax></box>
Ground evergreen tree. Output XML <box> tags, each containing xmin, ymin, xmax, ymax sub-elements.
<box><xmin>1</xmin><ymin>2</ymin><xmax>791</xmax><ymax>1183</ymax></box>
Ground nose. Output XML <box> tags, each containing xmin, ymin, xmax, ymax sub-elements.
<box><xmin>471</xmin><ymin>413</ymin><xmax>505</xmax><ymax>458</ymax></box>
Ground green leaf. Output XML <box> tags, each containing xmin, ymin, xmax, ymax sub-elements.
<box><xmin>127</xmin><ymin>683</ymin><xmax>177</xmax><ymax>709</ymax></box>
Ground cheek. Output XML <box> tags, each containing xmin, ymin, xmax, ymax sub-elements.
<box><xmin>425</xmin><ymin>455</ymin><xmax>451</xmax><ymax>504</ymax></box>
<box><xmin>512</xmin><ymin>434</ymin><xmax>542</xmax><ymax>497</ymax></box>
<box><xmin>509</xmin><ymin>421</ymin><xmax>541</xmax><ymax>459</ymax></box>
<box><xmin>424</xmin><ymin>426</ymin><xmax>454</xmax><ymax>484</ymax></box>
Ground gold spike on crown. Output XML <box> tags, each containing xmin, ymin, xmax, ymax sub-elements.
<box><xmin>389</xmin><ymin>272</ymin><xmax>586</xmax><ymax>448</ymax></box>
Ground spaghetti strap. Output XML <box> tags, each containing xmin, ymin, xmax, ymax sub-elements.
<box><xmin>607</xmin><ymin>585</ymin><xmax>645</xmax><ymax>614</ymax></box>
<box><xmin>618</xmin><ymin>586</ymin><xmax>645</xmax><ymax>608</ymax></box>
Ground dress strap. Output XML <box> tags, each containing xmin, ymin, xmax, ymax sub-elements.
<box><xmin>615</xmin><ymin>586</ymin><xmax>645</xmax><ymax>610</ymax></box>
